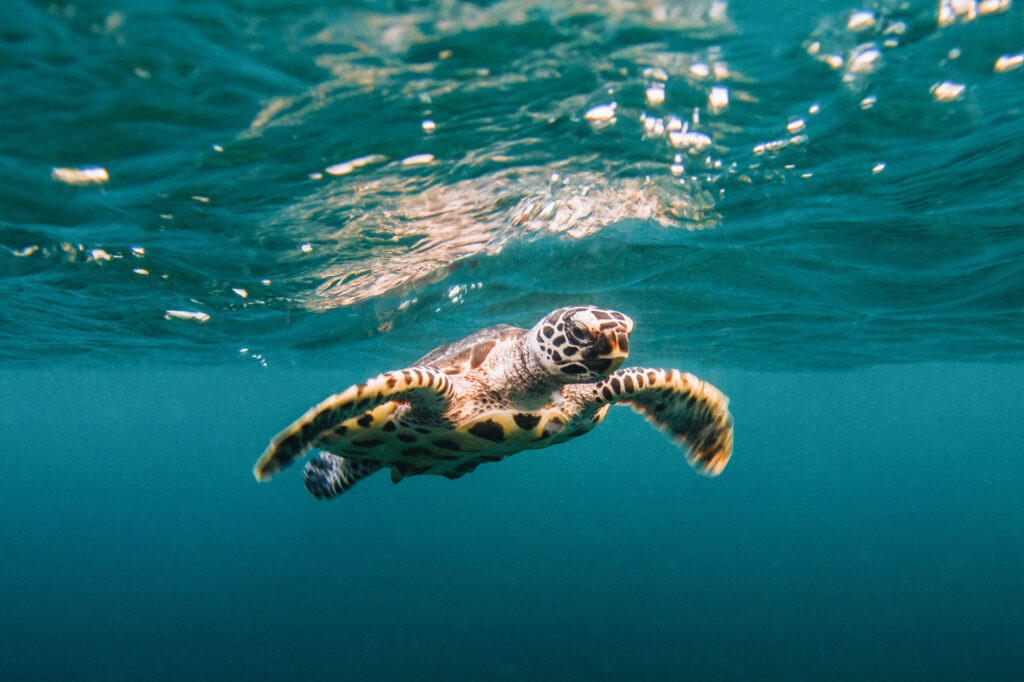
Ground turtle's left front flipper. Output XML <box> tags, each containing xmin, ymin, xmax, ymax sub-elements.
<box><xmin>595</xmin><ymin>368</ymin><xmax>733</xmax><ymax>476</ymax></box>
<box><xmin>253</xmin><ymin>367</ymin><xmax>454</xmax><ymax>482</ymax></box>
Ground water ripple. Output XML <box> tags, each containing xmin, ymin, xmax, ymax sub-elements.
<box><xmin>2</xmin><ymin>0</ymin><xmax>1022</xmax><ymax>368</ymax></box>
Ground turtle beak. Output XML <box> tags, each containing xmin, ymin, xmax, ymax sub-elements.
<box><xmin>583</xmin><ymin>317</ymin><xmax>632</xmax><ymax>374</ymax></box>
<box><xmin>604</xmin><ymin>330</ymin><xmax>629</xmax><ymax>372</ymax></box>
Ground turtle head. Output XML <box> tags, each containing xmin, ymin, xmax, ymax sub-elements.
<box><xmin>528</xmin><ymin>305</ymin><xmax>633</xmax><ymax>382</ymax></box>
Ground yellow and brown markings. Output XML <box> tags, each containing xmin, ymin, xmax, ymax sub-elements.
<box><xmin>253</xmin><ymin>367</ymin><xmax>454</xmax><ymax>481</ymax></box>
<box><xmin>315</xmin><ymin>401</ymin><xmax>471</xmax><ymax>468</ymax></box>
<box><xmin>593</xmin><ymin>367</ymin><xmax>733</xmax><ymax>476</ymax></box>
<box><xmin>261</xmin><ymin>393</ymin><xmax>586</xmax><ymax>484</ymax></box>
<box><xmin>455</xmin><ymin>406</ymin><xmax>601</xmax><ymax>451</ymax></box>
<box><xmin>512</xmin><ymin>412</ymin><xmax>541</xmax><ymax>430</ymax></box>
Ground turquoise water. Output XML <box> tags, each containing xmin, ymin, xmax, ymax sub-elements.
<box><xmin>2</xmin><ymin>0</ymin><xmax>1023</xmax><ymax>679</ymax></box>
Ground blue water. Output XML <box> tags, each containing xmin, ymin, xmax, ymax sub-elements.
<box><xmin>2</xmin><ymin>0</ymin><xmax>1023</xmax><ymax>679</ymax></box>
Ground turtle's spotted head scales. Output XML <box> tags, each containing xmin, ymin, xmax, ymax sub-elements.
<box><xmin>529</xmin><ymin>305</ymin><xmax>633</xmax><ymax>382</ymax></box>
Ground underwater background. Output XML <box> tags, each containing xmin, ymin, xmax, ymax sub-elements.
<box><xmin>2</xmin><ymin>0</ymin><xmax>1022</xmax><ymax>679</ymax></box>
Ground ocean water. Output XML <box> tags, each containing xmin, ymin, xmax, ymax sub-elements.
<box><xmin>1</xmin><ymin>0</ymin><xmax>1023</xmax><ymax>679</ymax></box>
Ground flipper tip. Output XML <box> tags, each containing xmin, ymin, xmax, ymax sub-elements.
<box><xmin>253</xmin><ymin>456</ymin><xmax>276</xmax><ymax>482</ymax></box>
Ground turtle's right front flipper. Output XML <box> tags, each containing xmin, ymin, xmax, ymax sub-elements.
<box><xmin>253</xmin><ymin>367</ymin><xmax>454</xmax><ymax>482</ymax></box>
<box><xmin>595</xmin><ymin>368</ymin><xmax>733</xmax><ymax>476</ymax></box>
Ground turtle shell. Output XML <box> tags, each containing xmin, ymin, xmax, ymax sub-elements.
<box><xmin>413</xmin><ymin>323</ymin><xmax>525</xmax><ymax>374</ymax></box>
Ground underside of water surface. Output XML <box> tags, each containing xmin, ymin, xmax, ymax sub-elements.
<box><xmin>2</xmin><ymin>0</ymin><xmax>1022</xmax><ymax>369</ymax></box>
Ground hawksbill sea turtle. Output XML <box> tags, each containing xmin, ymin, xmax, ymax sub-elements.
<box><xmin>254</xmin><ymin>305</ymin><xmax>733</xmax><ymax>499</ymax></box>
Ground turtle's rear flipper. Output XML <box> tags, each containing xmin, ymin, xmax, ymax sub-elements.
<box><xmin>303</xmin><ymin>452</ymin><xmax>383</xmax><ymax>500</ymax></box>
<box><xmin>596</xmin><ymin>368</ymin><xmax>733</xmax><ymax>476</ymax></box>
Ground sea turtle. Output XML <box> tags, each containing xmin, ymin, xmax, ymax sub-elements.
<box><xmin>254</xmin><ymin>305</ymin><xmax>733</xmax><ymax>499</ymax></box>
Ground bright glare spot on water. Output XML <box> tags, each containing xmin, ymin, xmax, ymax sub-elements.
<box><xmin>89</xmin><ymin>248</ymin><xmax>112</xmax><ymax>262</ymax></box>
<box><xmin>232</xmin><ymin>288</ymin><xmax>248</xmax><ymax>298</ymax></box>
<box><xmin>192</xmin><ymin>195</ymin><xmax>210</xmax><ymax>203</ymax></box>
<box><xmin>325</xmin><ymin>163</ymin><xmax>353</xmax><ymax>176</ymax></box>
<box><xmin>326</xmin><ymin>154</ymin><xmax>387</xmax><ymax>176</ymax></box>
<box><xmin>401</xmin><ymin>153</ymin><xmax>435</xmax><ymax>166</ymax></box>
<box><xmin>164</xmin><ymin>310</ymin><xmax>210</xmax><ymax>323</ymax></box>
<box><xmin>643</xmin><ymin>66</ymin><xmax>668</xmax><ymax>81</ymax></box>
<box><xmin>994</xmin><ymin>53</ymin><xmax>1024</xmax><ymax>72</ymax></box>
<box><xmin>861</xmin><ymin>95</ymin><xmax>877</xmax><ymax>109</ymax></box>
<box><xmin>689</xmin><ymin>62</ymin><xmax>711</xmax><ymax>78</ymax></box>
<box><xmin>670</xmin><ymin>153</ymin><xmax>684</xmax><ymax>176</ymax></box>
<box><xmin>238</xmin><ymin>348</ymin><xmax>267</xmax><ymax>367</ymax></box>
<box><xmin>939</xmin><ymin>0</ymin><xmax>975</xmax><ymax>26</ymax></box>
<box><xmin>668</xmin><ymin>128</ymin><xmax>712</xmax><ymax>151</ymax></box>
<box><xmin>421</xmin><ymin>119</ymin><xmax>436</xmax><ymax>132</ymax></box>
<box><xmin>447</xmin><ymin>282</ymin><xmax>481</xmax><ymax>305</ymax></box>
<box><xmin>709</xmin><ymin>0</ymin><xmax>728</xmax><ymax>22</ymax></box>
<box><xmin>14</xmin><ymin>245</ymin><xmax>39</xmax><ymax>257</ymax></box>
<box><xmin>787</xmin><ymin>119</ymin><xmax>806</xmax><ymax>133</ymax></box>
<box><xmin>585</xmin><ymin>103</ymin><xmax>617</xmax><ymax>127</ymax></box>
<box><xmin>133</xmin><ymin>268</ymin><xmax>149</xmax><ymax>275</ymax></box>
<box><xmin>847</xmin><ymin>10</ymin><xmax>876</xmax><ymax>30</ymax></box>
<box><xmin>938</xmin><ymin>0</ymin><xmax>1010</xmax><ymax>25</ymax></box>
<box><xmin>872</xmin><ymin>162</ymin><xmax>886</xmax><ymax>173</ymax></box>
<box><xmin>51</xmin><ymin>166</ymin><xmax>108</xmax><ymax>186</ymax></box>
<box><xmin>645</xmin><ymin>84</ymin><xmax>665</xmax><ymax>106</ymax></box>
<box><xmin>708</xmin><ymin>86</ymin><xmax>729</xmax><ymax>110</ymax></box>
<box><xmin>753</xmin><ymin>134</ymin><xmax>805</xmax><ymax>155</ymax></box>
<box><xmin>642</xmin><ymin>113</ymin><xmax>666</xmax><ymax>136</ymax></box>
<box><xmin>931</xmin><ymin>80</ymin><xmax>966</xmax><ymax>101</ymax></box>
<box><xmin>979</xmin><ymin>0</ymin><xmax>1013</xmax><ymax>15</ymax></box>
<box><xmin>847</xmin><ymin>45</ymin><xmax>881</xmax><ymax>75</ymax></box>
<box><xmin>300</xmin><ymin>243</ymin><xmax>313</xmax><ymax>253</ymax></box>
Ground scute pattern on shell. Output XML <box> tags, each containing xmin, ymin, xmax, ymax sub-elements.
<box><xmin>413</xmin><ymin>324</ymin><xmax>524</xmax><ymax>374</ymax></box>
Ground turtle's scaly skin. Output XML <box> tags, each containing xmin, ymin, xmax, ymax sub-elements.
<box><xmin>253</xmin><ymin>305</ymin><xmax>733</xmax><ymax>499</ymax></box>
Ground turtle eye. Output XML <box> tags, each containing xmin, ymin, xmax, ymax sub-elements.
<box><xmin>567</xmin><ymin>320</ymin><xmax>590</xmax><ymax>341</ymax></box>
